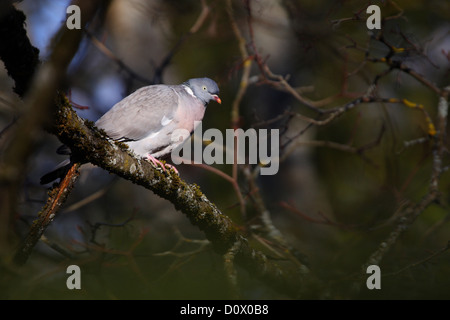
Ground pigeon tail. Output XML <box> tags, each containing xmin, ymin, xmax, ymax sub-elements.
<box><xmin>40</xmin><ymin>159</ymin><xmax>72</xmax><ymax>185</ymax></box>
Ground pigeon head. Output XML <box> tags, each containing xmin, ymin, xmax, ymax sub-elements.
<box><xmin>185</xmin><ymin>78</ymin><xmax>221</xmax><ymax>105</ymax></box>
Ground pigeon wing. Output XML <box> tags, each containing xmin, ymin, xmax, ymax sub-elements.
<box><xmin>95</xmin><ymin>85</ymin><xmax>179</xmax><ymax>141</ymax></box>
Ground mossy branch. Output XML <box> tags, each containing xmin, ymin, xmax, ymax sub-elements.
<box><xmin>38</xmin><ymin>92</ymin><xmax>306</xmax><ymax>297</ymax></box>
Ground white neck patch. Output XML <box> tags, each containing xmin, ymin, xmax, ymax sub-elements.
<box><xmin>183</xmin><ymin>85</ymin><xmax>196</xmax><ymax>98</ymax></box>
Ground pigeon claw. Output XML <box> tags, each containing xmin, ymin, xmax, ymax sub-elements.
<box><xmin>145</xmin><ymin>154</ymin><xmax>179</xmax><ymax>175</ymax></box>
<box><xmin>145</xmin><ymin>154</ymin><xmax>166</xmax><ymax>172</ymax></box>
<box><xmin>164</xmin><ymin>163</ymin><xmax>179</xmax><ymax>175</ymax></box>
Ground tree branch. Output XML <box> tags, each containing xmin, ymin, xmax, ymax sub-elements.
<box><xmin>40</xmin><ymin>92</ymin><xmax>306</xmax><ymax>297</ymax></box>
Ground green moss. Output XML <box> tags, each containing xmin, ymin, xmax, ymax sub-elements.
<box><xmin>191</xmin><ymin>183</ymin><xmax>204</xmax><ymax>199</ymax></box>
<box><xmin>114</xmin><ymin>140</ymin><xmax>129</xmax><ymax>151</ymax></box>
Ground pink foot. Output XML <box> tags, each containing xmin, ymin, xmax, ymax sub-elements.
<box><xmin>145</xmin><ymin>154</ymin><xmax>179</xmax><ymax>175</ymax></box>
<box><xmin>145</xmin><ymin>154</ymin><xmax>166</xmax><ymax>172</ymax></box>
<box><xmin>164</xmin><ymin>163</ymin><xmax>179</xmax><ymax>175</ymax></box>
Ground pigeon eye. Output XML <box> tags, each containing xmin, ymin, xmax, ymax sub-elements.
<box><xmin>202</xmin><ymin>86</ymin><xmax>207</xmax><ymax>91</ymax></box>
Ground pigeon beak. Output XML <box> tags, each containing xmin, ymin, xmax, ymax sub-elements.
<box><xmin>212</xmin><ymin>95</ymin><xmax>221</xmax><ymax>104</ymax></box>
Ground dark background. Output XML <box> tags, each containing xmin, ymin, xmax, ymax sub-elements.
<box><xmin>0</xmin><ymin>0</ymin><xmax>449</xmax><ymax>299</ymax></box>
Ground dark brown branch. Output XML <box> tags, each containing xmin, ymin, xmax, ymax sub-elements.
<box><xmin>14</xmin><ymin>163</ymin><xmax>81</xmax><ymax>265</ymax></box>
<box><xmin>0</xmin><ymin>3</ymin><xmax>40</xmax><ymax>97</ymax></box>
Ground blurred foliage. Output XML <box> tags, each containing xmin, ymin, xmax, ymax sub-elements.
<box><xmin>1</xmin><ymin>0</ymin><xmax>450</xmax><ymax>299</ymax></box>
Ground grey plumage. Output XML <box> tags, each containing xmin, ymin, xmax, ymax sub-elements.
<box><xmin>41</xmin><ymin>77</ymin><xmax>220</xmax><ymax>184</ymax></box>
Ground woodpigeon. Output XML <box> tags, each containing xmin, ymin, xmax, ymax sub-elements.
<box><xmin>40</xmin><ymin>77</ymin><xmax>221</xmax><ymax>184</ymax></box>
